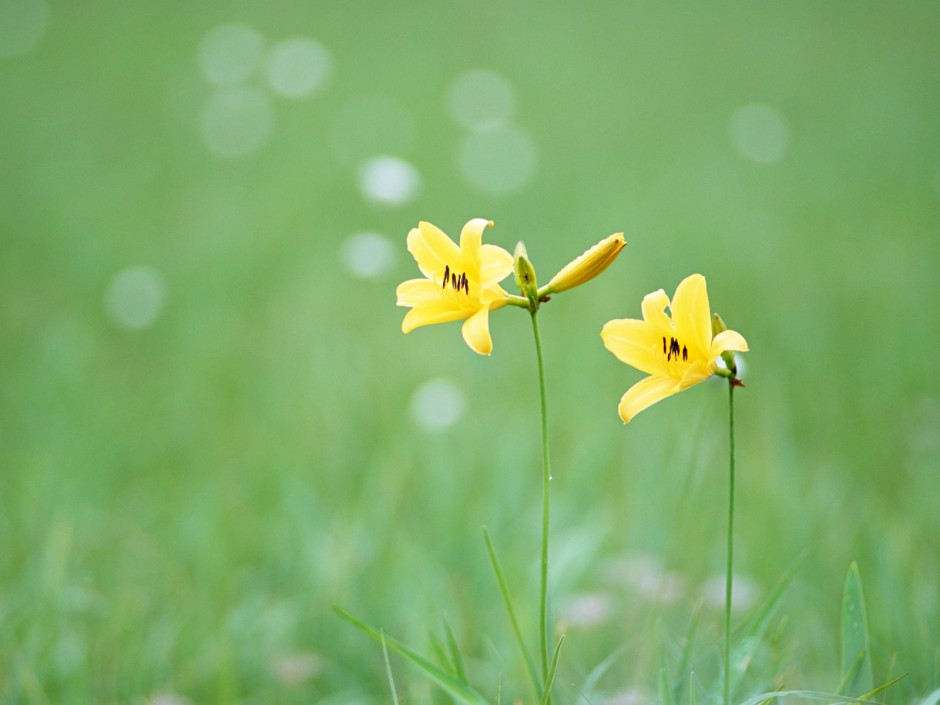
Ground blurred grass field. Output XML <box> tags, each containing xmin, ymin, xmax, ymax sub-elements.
<box><xmin>2</xmin><ymin>0</ymin><xmax>940</xmax><ymax>702</ymax></box>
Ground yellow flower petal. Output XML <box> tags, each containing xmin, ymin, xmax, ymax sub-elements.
<box><xmin>601</xmin><ymin>318</ymin><xmax>667</xmax><ymax>377</ymax></box>
<box><xmin>712</xmin><ymin>329</ymin><xmax>749</xmax><ymax>355</ymax></box>
<box><xmin>401</xmin><ymin>299</ymin><xmax>472</xmax><ymax>333</ymax></box>
<box><xmin>641</xmin><ymin>288</ymin><xmax>672</xmax><ymax>334</ymax></box>
<box><xmin>670</xmin><ymin>274</ymin><xmax>712</xmax><ymax>360</ymax></box>
<box><xmin>459</xmin><ymin>218</ymin><xmax>492</xmax><ymax>254</ymax></box>
<box><xmin>678</xmin><ymin>359</ymin><xmax>712</xmax><ymax>389</ymax></box>
<box><xmin>407</xmin><ymin>221</ymin><xmax>463</xmax><ymax>281</ymax></box>
<box><xmin>618</xmin><ymin>375</ymin><xmax>682</xmax><ymax>423</ymax></box>
<box><xmin>478</xmin><ymin>243</ymin><xmax>515</xmax><ymax>289</ymax></box>
<box><xmin>461</xmin><ymin>306</ymin><xmax>494</xmax><ymax>355</ymax></box>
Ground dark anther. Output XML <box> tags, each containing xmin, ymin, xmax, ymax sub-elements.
<box><xmin>662</xmin><ymin>336</ymin><xmax>666</xmax><ymax>355</ymax></box>
<box><xmin>668</xmin><ymin>337</ymin><xmax>681</xmax><ymax>362</ymax></box>
<box><xmin>442</xmin><ymin>265</ymin><xmax>470</xmax><ymax>295</ymax></box>
<box><xmin>682</xmin><ymin>345</ymin><xmax>688</xmax><ymax>362</ymax></box>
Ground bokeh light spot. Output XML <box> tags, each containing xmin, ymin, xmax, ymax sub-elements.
<box><xmin>331</xmin><ymin>95</ymin><xmax>415</xmax><ymax>167</ymax></box>
<box><xmin>198</xmin><ymin>23</ymin><xmax>265</xmax><ymax>86</ymax></box>
<box><xmin>200</xmin><ymin>87</ymin><xmax>275</xmax><ymax>158</ymax></box>
<box><xmin>264</xmin><ymin>37</ymin><xmax>331</xmax><ymax>99</ymax></box>
<box><xmin>446</xmin><ymin>69</ymin><xmax>517</xmax><ymax>130</ymax></box>
<box><xmin>458</xmin><ymin>126</ymin><xmax>537</xmax><ymax>195</ymax></box>
<box><xmin>106</xmin><ymin>266</ymin><xmax>167</xmax><ymax>330</ymax></box>
<box><xmin>410</xmin><ymin>378</ymin><xmax>465</xmax><ymax>431</ymax></box>
<box><xmin>0</xmin><ymin>0</ymin><xmax>49</xmax><ymax>57</ymax></box>
<box><xmin>358</xmin><ymin>156</ymin><xmax>421</xmax><ymax>206</ymax></box>
<box><xmin>342</xmin><ymin>231</ymin><xmax>396</xmax><ymax>279</ymax></box>
<box><xmin>729</xmin><ymin>103</ymin><xmax>790</xmax><ymax>164</ymax></box>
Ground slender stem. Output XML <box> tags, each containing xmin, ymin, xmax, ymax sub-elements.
<box><xmin>723</xmin><ymin>383</ymin><xmax>736</xmax><ymax>705</ymax></box>
<box><xmin>529</xmin><ymin>310</ymin><xmax>552</xmax><ymax>699</ymax></box>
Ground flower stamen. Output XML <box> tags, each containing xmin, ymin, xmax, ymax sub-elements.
<box><xmin>442</xmin><ymin>264</ymin><xmax>470</xmax><ymax>295</ymax></box>
<box><xmin>662</xmin><ymin>336</ymin><xmax>688</xmax><ymax>363</ymax></box>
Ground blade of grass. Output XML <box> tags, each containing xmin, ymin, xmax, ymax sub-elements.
<box><xmin>483</xmin><ymin>526</ymin><xmax>540</xmax><ymax>695</ymax></box>
<box><xmin>334</xmin><ymin>606</ymin><xmax>489</xmax><ymax>705</ymax></box>
<box><xmin>443</xmin><ymin>616</ymin><xmax>469</xmax><ymax>684</ymax></box>
<box><xmin>381</xmin><ymin>630</ymin><xmax>401</xmax><ymax>705</ymax></box>
<box><xmin>857</xmin><ymin>673</ymin><xmax>907</xmax><ymax>701</ymax></box>
<box><xmin>539</xmin><ymin>635</ymin><xmax>566</xmax><ymax>705</ymax></box>
<box><xmin>728</xmin><ymin>554</ymin><xmax>804</xmax><ymax>699</ymax></box>
<box><xmin>738</xmin><ymin>690</ymin><xmax>888</xmax><ymax>705</ymax></box>
<box><xmin>689</xmin><ymin>672</ymin><xmax>696</xmax><ymax>705</ymax></box>
<box><xmin>839</xmin><ymin>562</ymin><xmax>874</xmax><ymax>696</ymax></box>
<box><xmin>672</xmin><ymin>602</ymin><xmax>701</xmax><ymax>703</ymax></box>
<box><xmin>659</xmin><ymin>630</ymin><xmax>676</xmax><ymax>705</ymax></box>
<box><xmin>581</xmin><ymin>645</ymin><xmax>626</xmax><ymax>699</ymax></box>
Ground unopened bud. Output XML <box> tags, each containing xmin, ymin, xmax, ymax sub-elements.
<box><xmin>513</xmin><ymin>241</ymin><xmax>539</xmax><ymax>307</ymax></box>
<box><xmin>544</xmin><ymin>233</ymin><xmax>625</xmax><ymax>295</ymax></box>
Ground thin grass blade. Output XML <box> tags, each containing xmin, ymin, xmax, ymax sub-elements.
<box><xmin>443</xmin><ymin>616</ymin><xmax>469</xmax><ymax>683</ymax></box>
<box><xmin>728</xmin><ymin>555</ymin><xmax>803</xmax><ymax>698</ymax></box>
<box><xmin>738</xmin><ymin>689</ymin><xmax>887</xmax><ymax>705</ymax></box>
<box><xmin>381</xmin><ymin>630</ymin><xmax>401</xmax><ymax>705</ymax></box>
<box><xmin>857</xmin><ymin>673</ymin><xmax>907</xmax><ymax>701</ymax></box>
<box><xmin>334</xmin><ymin>606</ymin><xmax>489</xmax><ymax>705</ymax></box>
<box><xmin>659</xmin><ymin>633</ymin><xmax>676</xmax><ymax>705</ymax></box>
<box><xmin>539</xmin><ymin>634</ymin><xmax>566</xmax><ymax>705</ymax></box>
<box><xmin>839</xmin><ymin>562</ymin><xmax>874</xmax><ymax>696</ymax></box>
<box><xmin>483</xmin><ymin>526</ymin><xmax>540</xmax><ymax>694</ymax></box>
<box><xmin>672</xmin><ymin>603</ymin><xmax>700</xmax><ymax>703</ymax></box>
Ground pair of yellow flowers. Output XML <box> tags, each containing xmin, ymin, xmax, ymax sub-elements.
<box><xmin>396</xmin><ymin>219</ymin><xmax>749</xmax><ymax>423</ymax></box>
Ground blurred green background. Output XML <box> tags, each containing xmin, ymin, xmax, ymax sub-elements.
<box><xmin>2</xmin><ymin>0</ymin><xmax>939</xmax><ymax>702</ymax></box>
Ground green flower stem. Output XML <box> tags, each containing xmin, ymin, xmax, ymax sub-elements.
<box><xmin>724</xmin><ymin>382</ymin><xmax>737</xmax><ymax>705</ymax></box>
<box><xmin>529</xmin><ymin>309</ymin><xmax>552</xmax><ymax>702</ymax></box>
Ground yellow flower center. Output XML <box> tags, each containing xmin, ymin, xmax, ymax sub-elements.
<box><xmin>442</xmin><ymin>264</ymin><xmax>470</xmax><ymax>296</ymax></box>
<box><xmin>662</xmin><ymin>335</ymin><xmax>689</xmax><ymax>363</ymax></box>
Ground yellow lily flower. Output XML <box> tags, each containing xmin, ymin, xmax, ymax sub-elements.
<box><xmin>396</xmin><ymin>218</ymin><xmax>514</xmax><ymax>355</ymax></box>
<box><xmin>601</xmin><ymin>273</ymin><xmax>749</xmax><ymax>423</ymax></box>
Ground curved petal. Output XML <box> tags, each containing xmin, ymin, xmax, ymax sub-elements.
<box><xmin>601</xmin><ymin>318</ymin><xmax>668</xmax><ymax>376</ymax></box>
<box><xmin>678</xmin><ymin>359</ymin><xmax>712</xmax><ymax>389</ymax></box>
<box><xmin>477</xmin><ymin>243</ymin><xmax>514</xmax><ymax>287</ymax></box>
<box><xmin>407</xmin><ymin>222</ymin><xmax>462</xmax><ymax>280</ymax></box>
<box><xmin>479</xmin><ymin>283</ymin><xmax>510</xmax><ymax>306</ymax></box>
<box><xmin>617</xmin><ymin>375</ymin><xmax>682</xmax><ymax>423</ymax></box>
<box><xmin>459</xmin><ymin>218</ymin><xmax>493</xmax><ymax>254</ymax></box>
<box><xmin>401</xmin><ymin>300</ymin><xmax>472</xmax><ymax>333</ymax></box>
<box><xmin>396</xmin><ymin>278</ymin><xmax>443</xmax><ymax>306</ymax></box>
<box><xmin>712</xmin><ymin>329</ymin><xmax>749</xmax><ymax>355</ymax></box>
<box><xmin>461</xmin><ymin>305</ymin><xmax>494</xmax><ymax>355</ymax></box>
<box><xmin>671</xmin><ymin>274</ymin><xmax>712</xmax><ymax>360</ymax></box>
<box><xmin>641</xmin><ymin>289</ymin><xmax>673</xmax><ymax>334</ymax></box>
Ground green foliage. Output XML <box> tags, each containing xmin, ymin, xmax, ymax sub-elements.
<box><xmin>840</xmin><ymin>562</ymin><xmax>874</xmax><ymax>697</ymax></box>
<box><xmin>2</xmin><ymin>0</ymin><xmax>940</xmax><ymax>702</ymax></box>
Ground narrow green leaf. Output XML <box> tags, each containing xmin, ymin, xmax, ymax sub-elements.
<box><xmin>672</xmin><ymin>603</ymin><xmax>700</xmax><ymax>703</ymax></box>
<box><xmin>689</xmin><ymin>672</ymin><xmax>696</xmax><ymax>705</ymax></box>
<box><xmin>728</xmin><ymin>555</ymin><xmax>804</xmax><ymax>698</ymax></box>
<box><xmin>840</xmin><ymin>562</ymin><xmax>874</xmax><ymax>696</ymax></box>
<box><xmin>539</xmin><ymin>634</ymin><xmax>566</xmax><ymax>705</ymax></box>
<box><xmin>738</xmin><ymin>689</ymin><xmax>887</xmax><ymax>705</ymax></box>
<box><xmin>483</xmin><ymin>526</ymin><xmax>541</xmax><ymax>695</ymax></box>
<box><xmin>581</xmin><ymin>645</ymin><xmax>626</xmax><ymax>699</ymax></box>
<box><xmin>443</xmin><ymin>616</ymin><xmax>469</xmax><ymax>684</ymax></box>
<box><xmin>857</xmin><ymin>673</ymin><xmax>907</xmax><ymax>701</ymax></box>
<box><xmin>333</xmin><ymin>606</ymin><xmax>489</xmax><ymax>705</ymax></box>
<box><xmin>381</xmin><ymin>630</ymin><xmax>401</xmax><ymax>705</ymax></box>
<box><xmin>659</xmin><ymin>632</ymin><xmax>676</xmax><ymax>705</ymax></box>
